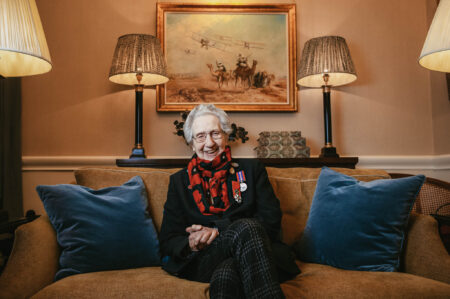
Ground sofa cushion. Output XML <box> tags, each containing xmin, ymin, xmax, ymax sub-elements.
<box><xmin>281</xmin><ymin>261</ymin><xmax>450</xmax><ymax>298</ymax></box>
<box><xmin>266</xmin><ymin>167</ymin><xmax>390</xmax><ymax>245</ymax></box>
<box><xmin>36</xmin><ymin>176</ymin><xmax>161</xmax><ymax>281</ymax></box>
<box><xmin>294</xmin><ymin>167</ymin><xmax>425</xmax><ymax>271</ymax></box>
<box><xmin>75</xmin><ymin>167</ymin><xmax>180</xmax><ymax>232</ymax></box>
<box><xmin>31</xmin><ymin>267</ymin><xmax>209</xmax><ymax>299</ymax></box>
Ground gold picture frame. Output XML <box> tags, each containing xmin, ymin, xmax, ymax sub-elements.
<box><xmin>156</xmin><ymin>3</ymin><xmax>297</xmax><ymax>112</ymax></box>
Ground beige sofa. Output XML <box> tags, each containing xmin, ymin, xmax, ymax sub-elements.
<box><xmin>1</xmin><ymin>166</ymin><xmax>449</xmax><ymax>298</ymax></box>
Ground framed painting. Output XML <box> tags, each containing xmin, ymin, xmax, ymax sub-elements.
<box><xmin>156</xmin><ymin>3</ymin><xmax>297</xmax><ymax>112</ymax></box>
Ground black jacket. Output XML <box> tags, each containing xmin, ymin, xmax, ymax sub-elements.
<box><xmin>159</xmin><ymin>158</ymin><xmax>300</xmax><ymax>280</ymax></box>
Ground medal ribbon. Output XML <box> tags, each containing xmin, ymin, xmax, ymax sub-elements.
<box><xmin>237</xmin><ymin>171</ymin><xmax>246</xmax><ymax>183</ymax></box>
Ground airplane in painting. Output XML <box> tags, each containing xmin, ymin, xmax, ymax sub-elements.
<box><xmin>191</xmin><ymin>32</ymin><xmax>231</xmax><ymax>52</ymax></box>
<box><xmin>234</xmin><ymin>39</ymin><xmax>265</xmax><ymax>50</ymax></box>
<box><xmin>211</xmin><ymin>34</ymin><xmax>233</xmax><ymax>43</ymax></box>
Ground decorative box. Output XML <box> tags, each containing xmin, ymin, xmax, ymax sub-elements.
<box><xmin>254</xmin><ymin>131</ymin><xmax>310</xmax><ymax>158</ymax></box>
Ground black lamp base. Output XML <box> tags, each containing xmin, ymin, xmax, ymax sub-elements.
<box><xmin>129</xmin><ymin>146</ymin><xmax>146</xmax><ymax>159</ymax></box>
<box><xmin>319</xmin><ymin>146</ymin><xmax>340</xmax><ymax>158</ymax></box>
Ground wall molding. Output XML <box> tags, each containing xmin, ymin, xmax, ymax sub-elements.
<box><xmin>357</xmin><ymin>154</ymin><xmax>450</xmax><ymax>170</ymax></box>
<box><xmin>22</xmin><ymin>154</ymin><xmax>450</xmax><ymax>171</ymax></box>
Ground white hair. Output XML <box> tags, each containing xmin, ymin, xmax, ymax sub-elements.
<box><xmin>183</xmin><ymin>104</ymin><xmax>233</xmax><ymax>145</ymax></box>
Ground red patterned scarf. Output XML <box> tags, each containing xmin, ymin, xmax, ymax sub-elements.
<box><xmin>188</xmin><ymin>146</ymin><xmax>232</xmax><ymax>215</ymax></box>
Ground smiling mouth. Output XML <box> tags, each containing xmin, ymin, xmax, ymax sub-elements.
<box><xmin>204</xmin><ymin>149</ymin><xmax>218</xmax><ymax>155</ymax></box>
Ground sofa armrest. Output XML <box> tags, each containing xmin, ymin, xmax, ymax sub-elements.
<box><xmin>0</xmin><ymin>216</ymin><xmax>59</xmax><ymax>299</ymax></box>
<box><xmin>403</xmin><ymin>213</ymin><xmax>450</xmax><ymax>284</ymax></box>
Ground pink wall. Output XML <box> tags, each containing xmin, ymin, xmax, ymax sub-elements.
<box><xmin>22</xmin><ymin>0</ymin><xmax>449</xmax><ymax>158</ymax></box>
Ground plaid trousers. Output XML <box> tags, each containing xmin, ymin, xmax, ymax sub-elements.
<box><xmin>180</xmin><ymin>218</ymin><xmax>285</xmax><ymax>299</ymax></box>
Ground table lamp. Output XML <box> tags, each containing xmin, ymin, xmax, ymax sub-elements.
<box><xmin>0</xmin><ymin>0</ymin><xmax>52</xmax><ymax>78</ymax></box>
<box><xmin>297</xmin><ymin>36</ymin><xmax>357</xmax><ymax>158</ymax></box>
<box><xmin>109</xmin><ymin>34</ymin><xmax>168</xmax><ymax>159</ymax></box>
<box><xmin>419</xmin><ymin>0</ymin><xmax>450</xmax><ymax>72</ymax></box>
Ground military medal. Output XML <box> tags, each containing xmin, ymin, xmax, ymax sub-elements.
<box><xmin>231</xmin><ymin>180</ymin><xmax>242</xmax><ymax>203</ymax></box>
<box><xmin>237</xmin><ymin>171</ymin><xmax>247</xmax><ymax>192</ymax></box>
<box><xmin>233</xmin><ymin>189</ymin><xmax>242</xmax><ymax>203</ymax></box>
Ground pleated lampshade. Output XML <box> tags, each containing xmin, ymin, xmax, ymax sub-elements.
<box><xmin>419</xmin><ymin>0</ymin><xmax>450</xmax><ymax>72</ymax></box>
<box><xmin>297</xmin><ymin>36</ymin><xmax>356</xmax><ymax>87</ymax></box>
<box><xmin>0</xmin><ymin>0</ymin><xmax>52</xmax><ymax>77</ymax></box>
<box><xmin>109</xmin><ymin>34</ymin><xmax>169</xmax><ymax>86</ymax></box>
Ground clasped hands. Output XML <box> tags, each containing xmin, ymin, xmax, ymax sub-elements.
<box><xmin>186</xmin><ymin>224</ymin><xmax>219</xmax><ymax>251</ymax></box>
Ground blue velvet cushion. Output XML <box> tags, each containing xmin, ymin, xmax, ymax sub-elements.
<box><xmin>37</xmin><ymin>176</ymin><xmax>160</xmax><ymax>280</ymax></box>
<box><xmin>295</xmin><ymin>167</ymin><xmax>425</xmax><ymax>272</ymax></box>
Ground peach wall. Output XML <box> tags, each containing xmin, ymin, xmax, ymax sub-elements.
<box><xmin>22</xmin><ymin>0</ymin><xmax>448</xmax><ymax>158</ymax></box>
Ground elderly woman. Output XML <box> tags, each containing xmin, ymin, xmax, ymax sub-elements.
<box><xmin>159</xmin><ymin>104</ymin><xmax>299</xmax><ymax>298</ymax></box>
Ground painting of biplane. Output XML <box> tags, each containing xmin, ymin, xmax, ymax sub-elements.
<box><xmin>156</xmin><ymin>3</ymin><xmax>297</xmax><ymax>112</ymax></box>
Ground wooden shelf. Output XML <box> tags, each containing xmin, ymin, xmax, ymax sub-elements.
<box><xmin>116</xmin><ymin>157</ymin><xmax>359</xmax><ymax>169</ymax></box>
<box><xmin>258</xmin><ymin>157</ymin><xmax>358</xmax><ymax>168</ymax></box>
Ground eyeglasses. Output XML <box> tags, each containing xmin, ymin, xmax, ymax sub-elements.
<box><xmin>192</xmin><ymin>130</ymin><xmax>224</xmax><ymax>143</ymax></box>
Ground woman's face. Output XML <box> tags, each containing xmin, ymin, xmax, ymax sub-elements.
<box><xmin>191</xmin><ymin>114</ymin><xmax>227</xmax><ymax>161</ymax></box>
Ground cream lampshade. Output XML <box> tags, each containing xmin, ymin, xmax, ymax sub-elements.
<box><xmin>297</xmin><ymin>36</ymin><xmax>357</xmax><ymax>157</ymax></box>
<box><xmin>419</xmin><ymin>0</ymin><xmax>450</xmax><ymax>72</ymax></box>
<box><xmin>0</xmin><ymin>0</ymin><xmax>52</xmax><ymax>77</ymax></box>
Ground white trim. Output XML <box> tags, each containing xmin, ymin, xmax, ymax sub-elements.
<box><xmin>357</xmin><ymin>154</ymin><xmax>450</xmax><ymax>170</ymax></box>
<box><xmin>21</xmin><ymin>156</ymin><xmax>190</xmax><ymax>171</ymax></box>
<box><xmin>22</xmin><ymin>156</ymin><xmax>117</xmax><ymax>171</ymax></box>
<box><xmin>22</xmin><ymin>154</ymin><xmax>450</xmax><ymax>171</ymax></box>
